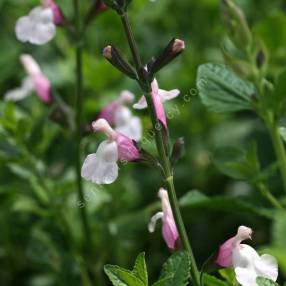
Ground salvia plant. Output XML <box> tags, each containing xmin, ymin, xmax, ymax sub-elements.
<box><xmin>1</xmin><ymin>0</ymin><xmax>286</xmax><ymax>286</ymax></box>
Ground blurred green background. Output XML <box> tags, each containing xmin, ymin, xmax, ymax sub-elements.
<box><xmin>1</xmin><ymin>0</ymin><xmax>286</xmax><ymax>285</ymax></box>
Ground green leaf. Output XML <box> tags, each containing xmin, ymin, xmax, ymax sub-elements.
<box><xmin>159</xmin><ymin>251</ymin><xmax>190</xmax><ymax>286</ymax></box>
<box><xmin>132</xmin><ymin>252</ymin><xmax>148</xmax><ymax>285</ymax></box>
<box><xmin>196</xmin><ymin>63</ymin><xmax>255</xmax><ymax>113</ymax></box>
<box><xmin>152</xmin><ymin>276</ymin><xmax>173</xmax><ymax>286</ymax></box>
<box><xmin>11</xmin><ymin>195</ymin><xmax>48</xmax><ymax>216</ymax></box>
<box><xmin>203</xmin><ymin>274</ymin><xmax>228</xmax><ymax>286</ymax></box>
<box><xmin>256</xmin><ymin>277</ymin><xmax>280</xmax><ymax>286</ymax></box>
<box><xmin>104</xmin><ymin>265</ymin><xmax>145</xmax><ymax>286</ymax></box>
<box><xmin>219</xmin><ymin>269</ymin><xmax>240</xmax><ymax>286</ymax></box>
<box><xmin>212</xmin><ymin>143</ymin><xmax>260</xmax><ymax>181</ymax></box>
<box><xmin>179</xmin><ymin>190</ymin><xmax>274</xmax><ymax>218</ymax></box>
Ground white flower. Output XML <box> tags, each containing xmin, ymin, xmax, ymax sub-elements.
<box><xmin>4</xmin><ymin>77</ymin><xmax>34</xmax><ymax>101</ymax></box>
<box><xmin>81</xmin><ymin>140</ymin><xmax>119</xmax><ymax>185</ymax></box>
<box><xmin>233</xmin><ymin>244</ymin><xmax>278</xmax><ymax>286</ymax></box>
<box><xmin>133</xmin><ymin>79</ymin><xmax>180</xmax><ymax>110</ymax></box>
<box><xmin>81</xmin><ymin>119</ymin><xmax>140</xmax><ymax>185</ymax></box>
<box><xmin>114</xmin><ymin>106</ymin><xmax>142</xmax><ymax>141</ymax></box>
<box><xmin>216</xmin><ymin>226</ymin><xmax>278</xmax><ymax>286</ymax></box>
<box><xmin>15</xmin><ymin>6</ymin><xmax>56</xmax><ymax>45</ymax></box>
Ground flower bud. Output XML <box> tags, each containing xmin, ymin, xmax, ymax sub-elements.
<box><xmin>103</xmin><ymin>45</ymin><xmax>112</xmax><ymax>60</ymax></box>
<box><xmin>172</xmin><ymin>39</ymin><xmax>185</xmax><ymax>53</ymax></box>
<box><xmin>103</xmin><ymin>45</ymin><xmax>137</xmax><ymax>79</ymax></box>
<box><xmin>171</xmin><ymin>137</ymin><xmax>185</xmax><ymax>165</ymax></box>
<box><xmin>148</xmin><ymin>38</ymin><xmax>185</xmax><ymax>77</ymax></box>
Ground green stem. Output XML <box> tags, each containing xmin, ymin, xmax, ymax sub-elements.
<box><xmin>257</xmin><ymin>182</ymin><xmax>283</xmax><ymax>209</ymax></box>
<box><xmin>265</xmin><ymin>113</ymin><xmax>286</xmax><ymax>194</ymax></box>
<box><xmin>120</xmin><ymin>12</ymin><xmax>200</xmax><ymax>286</ymax></box>
<box><xmin>73</xmin><ymin>0</ymin><xmax>92</xmax><ymax>252</ymax></box>
<box><xmin>249</xmin><ymin>49</ymin><xmax>286</xmax><ymax>195</ymax></box>
<box><xmin>120</xmin><ymin>13</ymin><xmax>142</xmax><ymax>71</ymax></box>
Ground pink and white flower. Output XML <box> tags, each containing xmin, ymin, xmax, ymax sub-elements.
<box><xmin>5</xmin><ymin>54</ymin><xmax>52</xmax><ymax>104</ymax></box>
<box><xmin>114</xmin><ymin>106</ymin><xmax>142</xmax><ymax>141</ymax></box>
<box><xmin>149</xmin><ymin>188</ymin><xmax>180</xmax><ymax>250</ymax></box>
<box><xmin>97</xmin><ymin>91</ymin><xmax>142</xmax><ymax>141</ymax></box>
<box><xmin>98</xmin><ymin>90</ymin><xmax>134</xmax><ymax>124</ymax></box>
<box><xmin>81</xmin><ymin>119</ymin><xmax>140</xmax><ymax>184</ymax></box>
<box><xmin>133</xmin><ymin>79</ymin><xmax>180</xmax><ymax>128</ymax></box>
<box><xmin>15</xmin><ymin>0</ymin><xmax>63</xmax><ymax>45</ymax></box>
<box><xmin>216</xmin><ymin>226</ymin><xmax>278</xmax><ymax>286</ymax></box>
<box><xmin>42</xmin><ymin>0</ymin><xmax>65</xmax><ymax>25</ymax></box>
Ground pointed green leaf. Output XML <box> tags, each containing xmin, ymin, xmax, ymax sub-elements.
<box><xmin>179</xmin><ymin>190</ymin><xmax>274</xmax><ymax>218</ymax></box>
<box><xmin>219</xmin><ymin>268</ymin><xmax>240</xmax><ymax>286</ymax></box>
<box><xmin>256</xmin><ymin>277</ymin><xmax>280</xmax><ymax>286</ymax></box>
<box><xmin>159</xmin><ymin>251</ymin><xmax>190</xmax><ymax>286</ymax></box>
<box><xmin>212</xmin><ymin>143</ymin><xmax>260</xmax><ymax>181</ymax></box>
<box><xmin>197</xmin><ymin>63</ymin><xmax>256</xmax><ymax>113</ymax></box>
<box><xmin>203</xmin><ymin>274</ymin><xmax>228</xmax><ymax>286</ymax></box>
<box><xmin>132</xmin><ymin>252</ymin><xmax>148</xmax><ymax>285</ymax></box>
<box><xmin>152</xmin><ymin>276</ymin><xmax>173</xmax><ymax>286</ymax></box>
<box><xmin>104</xmin><ymin>265</ymin><xmax>145</xmax><ymax>286</ymax></box>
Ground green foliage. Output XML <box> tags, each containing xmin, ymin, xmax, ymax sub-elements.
<box><xmin>105</xmin><ymin>253</ymin><xmax>148</xmax><ymax>286</ymax></box>
<box><xmin>256</xmin><ymin>277</ymin><xmax>280</xmax><ymax>286</ymax></box>
<box><xmin>196</xmin><ymin>63</ymin><xmax>256</xmax><ymax>113</ymax></box>
<box><xmin>203</xmin><ymin>274</ymin><xmax>228</xmax><ymax>286</ymax></box>
<box><xmin>104</xmin><ymin>265</ymin><xmax>146</xmax><ymax>286</ymax></box>
<box><xmin>213</xmin><ymin>143</ymin><xmax>260</xmax><ymax>181</ymax></box>
<box><xmin>133</xmin><ymin>253</ymin><xmax>148</xmax><ymax>285</ymax></box>
<box><xmin>105</xmin><ymin>252</ymin><xmax>191</xmax><ymax>286</ymax></box>
<box><xmin>1</xmin><ymin>0</ymin><xmax>286</xmax><ymax>285</ymax></box>
<box><xmin>179</xmin><ymin>190</ymin><xmax>273</xmax><ymax>218</ymax></box>
<box><xmin>158</xmin><ymin>251</ymin><xmax>191</xmax><ymax>286</ymax></box>
<box><xmin>219</xmin><ymin>269</ymin><xmax>240</xmax><ymax>286</ymax></box>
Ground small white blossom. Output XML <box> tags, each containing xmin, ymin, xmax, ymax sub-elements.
<box><xmin>15</xmin><ymin>7</ymin><xmax>56</xmax><ymax>45</ymax></box>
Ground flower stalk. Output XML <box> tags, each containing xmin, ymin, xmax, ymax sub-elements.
<box><xmin>265</xmin><ymin>112</ymin><xmax>286</xmax><ymax>195</ymax></box>
<box><xmin>73</xmin><ymin>0</ymin><xmax>92</xmax><ymax>252</ymax></box>
<box><xmin>253</xmin><ymin>65</ymin><xmax>286</xmax><ymax>195</ymax></box>
<box><xmin>120</xmin><ymin>12</ymin><xmax>201</xmax><ymax>286</ymax></box>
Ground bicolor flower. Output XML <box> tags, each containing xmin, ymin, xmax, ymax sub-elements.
<box><xmin>81</xmin><ymin>119</ymin><xmax>140</xmax><ymax>184</ymax></box>
<box><xmin>114</xmin><ymin>106</ymin><xmax>142</xmax><ymax>141</ymax></box>
<box><xmin>5</xmin><ymin>54</ymin><xmax>52</xmax><ymax>104</ymax></box>
<box><xmin>15</xmin><ymin>0</ymin><xmax>63</xmax><ymax>45</ymax></box>
<box><xmin>97</xmin><ymin>91</ymin><xmax>142</xmax><ymax>141</ymax></box>
<box><xmin>42</xmin><ymin>0</ymin><xmax>65</xmax><ymax>25</ymax></box>
<box><xmin>216</xmin><ymin>226</ymin><xmax>278</xmax><ymax>286</ymax></box>
<box><xmin>148</xmin><ymin>188</ymin><xmax>179</xmax><ymax>250</ymax></box>
<box><xmin>4</xmin><ymin>77</ymin><xmax>34</xmax><ymax>102</ymax></box>
<box><xmin>97</xmin><ymin>90</ymin><xmax>134</xmax><ymax>124</ymax></box>
<box><xmin>133</xmin><ymin>79</ymin><xmax>180</xmax><ymax>128</ymax></box>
